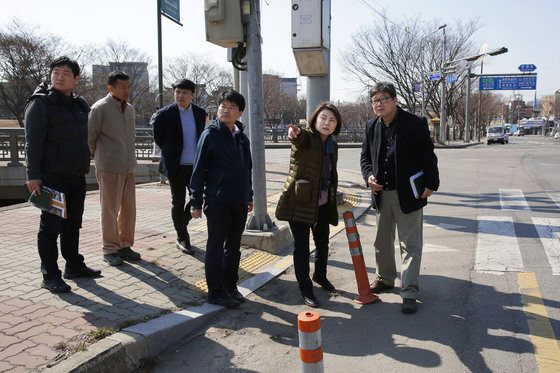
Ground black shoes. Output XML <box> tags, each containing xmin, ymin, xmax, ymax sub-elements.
<box><xmin>41</xmin><ymin>278</ymin><xmax>71</xmax><ymax>293</ymax></box>
<box><xmin>227</xmin><ymin>289</ymin><xmax>245</xmax><ymax>303</ymax></box>
<box><xmin>300</xmin><ymin>291</ymin><xmax>319</xmax><ymax>308</ymax></box>
<box><xmin>63</xmin><ymin>266</ymin><xmax>101</xmax><ymax>279</ymax></box>
<box><xmin>401</xmin><ymin>298</ymin><xmax>417</xmax><ymax>314</ymax></box>
<box><xmin>208</xmin><ymin>295</ymin><xmax>241</xmax><ymax>309</ymax></box>
<box><xmin>103</xmin><ymin>253</ymin><xmax>124</xmax><ymax>266</ymax></box>
<box><xmin>370</xmin><ymin>275</ymin><xmax>394</xmax><ymax>293</ymax></box>
<box><xmin>117</xmin><ymin>247</ymin><xmax>141</xmax><ymax>260</ymax></box>
<box><xmin>312</xmin><ymin>274</ymin><xmax>335</xmax><ymax>291</ymax></box>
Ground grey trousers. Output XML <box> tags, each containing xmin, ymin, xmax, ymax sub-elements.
<box><xmin>374</xmin><ymin>190</ymin><xmax>423</xmax><ymax>299</ymax></box>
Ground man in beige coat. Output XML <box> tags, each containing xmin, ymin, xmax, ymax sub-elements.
<box><xmin>88</xmin><ymin>71</ymin><xmax>140</xmax><ymax>266</ymax></box>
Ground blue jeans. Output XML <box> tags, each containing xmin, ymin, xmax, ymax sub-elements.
<box><xmin>37</xmin><ymin>175</ymin><xmax>86</xmax><ymax>280</ymax></box>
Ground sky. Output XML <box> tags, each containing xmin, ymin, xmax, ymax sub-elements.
<box><xmin>1</xmin><ymin>0</ymin><xmax>558</xmax><ymax>104</ymax></box>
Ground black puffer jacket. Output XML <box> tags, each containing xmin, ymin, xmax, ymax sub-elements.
<box><xmin>275</xmin><ymin>127</ymin><xmax>338</xmax><ymax>226</ymax></box>
<box><xmin>24</xmin><ymin>83</ymin><xmax>91</xmax><ymax>180</ymax></box>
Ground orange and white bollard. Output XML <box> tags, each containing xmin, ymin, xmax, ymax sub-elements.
<box><xmin>343</xmin><ymin>211</ymin><xmax>379</xmax><ymax>304</ymax></box>
<box><xmin>298</xmin><ymin>311</ymin><xmax>323</xmax><ymax>373</ymax></box>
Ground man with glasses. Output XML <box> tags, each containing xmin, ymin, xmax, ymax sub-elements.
<box><xmin>360</xmin><ymin>82</ymin><xmax>439</xmax><ymax>314</ymax></box>
<box><xmin>152</xmin><ymin>79</ymin><xmax>207</xmax><ymax>255</ymax></box>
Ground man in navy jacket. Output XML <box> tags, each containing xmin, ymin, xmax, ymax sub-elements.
<box><xmin>152</xmin><ymin>79</ymin><xmax>206</xmax><ymax>255</ymax></box>
<box><xmin>190</xmin><ymin>90</ymin><xmax>253</xmax><ymax>309</ymax></box>
<box><xmin>360</xmin><ymin>82</ymin><xmax>439</xmax><ymax>314</ymax></box>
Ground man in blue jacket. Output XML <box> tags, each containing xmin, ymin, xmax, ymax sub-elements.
<box><xmin>360</xmin><ymin>82</ymin><xmax>439</xmax><ymax>314</ymax></box>
<box><xmin>152</xmin><ymin>79</ymin><xmax>207</xmax><ymax>255</ymax></box>
<box><xmin>190</xmin><ymin>90</ymin><xmax>253</xmax><ymax>309</ymax></box>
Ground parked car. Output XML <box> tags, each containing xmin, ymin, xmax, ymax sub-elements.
<box><xmin>514</xmin><ymin>130</ymin><xmax>525</xmax><ymax>136</ymax></box>
<box><xmin>487</xmin><ymin>126</ymin><xmax>507</xmax><ymax>145</ymax></box>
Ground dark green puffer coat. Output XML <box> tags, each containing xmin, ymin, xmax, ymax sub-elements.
<box><xmin>275</xmin><ymin>127</ymin><xmax>338</xmax><ymax>226</ymax></box>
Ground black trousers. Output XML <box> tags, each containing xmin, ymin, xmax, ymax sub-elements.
<box><xmin>288</xmin><ymin>203</ymin><xmax>330</xmax><ymax>294</ymax></box>
<box><xmin>168</xmin><ymin>165</ymin><xmax>193</xmax><ymax>242</ymax></box>
<box><xmin>37</xmin><ymin>175</ymin><xmax>86</xmax><ymax>280</ymax></box>
<box><xmin>203</xmin><ymin>203</ymin><xmax>248</xmax><ymax>299</ymax></box>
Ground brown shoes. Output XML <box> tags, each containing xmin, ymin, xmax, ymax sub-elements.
<box><xmin>370</xmin><ymin>275</ymin><xmax>394</xmax><ymax>293</ymax></box>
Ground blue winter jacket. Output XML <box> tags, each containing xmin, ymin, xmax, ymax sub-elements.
<box><xmin>190</xmin><ymin>120</ymin><xmax>253</xmax><ymax>208</ymax></box>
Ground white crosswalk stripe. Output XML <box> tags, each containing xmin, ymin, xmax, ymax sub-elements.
<box><xmin>500</xmin><ymin>188</ymin><xmax>531</xmax><ymax>211</ymax></box>
<box><xmin>475</xmin><ymin>216</ymin><xmax>524</xmax><ymax>273</ymax></box>
<box><xmin>531</xmin><ymin>217</ymin><xmax>560</xmax><ymax>275</ymax></box>
<box><xmin>547</xmin><ymin>191</ymin><xmax>560</xmax><ymax>209</ymax></box>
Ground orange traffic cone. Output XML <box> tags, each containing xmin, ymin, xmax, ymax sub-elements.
<box><xmin>343</xmin><ymin>211</ymin><xmax>379</xmax><ymax>304</ymax></box>
<box><xmin>298</xmin><ymin>311</ymin><xmax>324</xmax><ymax>372</ymax></box>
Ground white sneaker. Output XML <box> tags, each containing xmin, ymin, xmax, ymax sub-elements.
<box><xmin>176</xmin><ymin>241</ymin><xmax>194</xmax><ymax>255</ymax></box>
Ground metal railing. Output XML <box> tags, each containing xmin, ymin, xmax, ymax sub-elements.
<box><xmin>0</xmin><ymin>127</ymin><xmax>366</xmax><ymax>164</ymax></box>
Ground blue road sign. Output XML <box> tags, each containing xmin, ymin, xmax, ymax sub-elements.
<box><xmin>446</xmin><ymin>75</ymin><xmax>457</xmax><ymax>83</ymax></box>
<box><xmin>428</xmin><ymin>73</ymin><xmax>442</xmax><ymax>81</ymax></box>
<box><xmin>518</xmin><ymin>64</ymin><xmax>536</xmax><ymax>72</ymax></box>
<box><xmin>479</xmin><ymin>76</ymin><xmax>537</xmax><ymax>91</ymax></box>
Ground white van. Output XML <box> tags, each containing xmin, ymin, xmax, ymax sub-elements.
<box><xmin>487</xmin><ymin>126</ymin><xmax>508</xmax><ymax>145</ymax></box>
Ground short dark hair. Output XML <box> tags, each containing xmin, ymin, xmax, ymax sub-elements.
<box><xmin>49</xmin><ymin>56</ymin><xmax>80</xmax><ymax>77</ymax></box>
<box><xmin>107</xmin><ymin>71</ymin><xmax>130</xmax><ymax>86</ymax></box>
<box><xmin>218</xmin><ymin>90</ymin><xmax>245</xmax><ymax>112</ymax></box>
<box><xmin>308</xmin><ymin>102</ymin><xmax>342</xmax><ymax>136</ymax></box>
<box><xmin>172</xmin><ymin>79</ymin><xmax>195</xmax><ymax>93</ymax></box>
<box><xmin>369</xmin><ymin>82</ymin><xmax>397</xmax><ymax>99</ymax></box>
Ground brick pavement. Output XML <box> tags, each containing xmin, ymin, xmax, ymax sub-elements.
<box><xmin>0</xmin><ymin>161</ymin><xmax>369</xmax><ymax>372</ymax></box>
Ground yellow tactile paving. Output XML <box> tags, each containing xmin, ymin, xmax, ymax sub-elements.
<box><xmin>518</xmin><ymin>272</ymin><xmax>560</xmax><ymax>372</ymax></box>
<box><xmin>189</xmin><ymin>251</ymin><xmax>280</xmax><ymax>293</ymax></box>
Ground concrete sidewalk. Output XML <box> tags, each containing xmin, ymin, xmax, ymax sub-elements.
<box><xmin>0</xmin><ymin>161</ymin><xmax>370</xmax><ymax>372</ymax></box>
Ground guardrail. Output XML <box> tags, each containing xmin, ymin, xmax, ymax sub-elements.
<box><xmin>0</xmin><ymin>127</ymin><xmax>365</xmax><ymax>165</ymax></box>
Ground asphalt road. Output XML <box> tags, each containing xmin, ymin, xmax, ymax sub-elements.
<box><xmin>150</xmin><ymin>136</ymin><xmax>560</xmax><ymax>373</ymax></box>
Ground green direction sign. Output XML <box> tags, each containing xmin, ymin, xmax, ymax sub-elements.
<box><xmin>479</xmin><ymin>76</ymin><xmax>537</xmax><ymax>91</ymax></box>
<box><xmin>162</xmin><ymin>0</ymin><xmax>180</xmax><ymax>23</ymax></box>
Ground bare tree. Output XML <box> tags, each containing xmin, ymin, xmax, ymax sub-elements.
<box><xmin>0</xmin><ymin>19</ymin><xmax>64</xmax><ymax>126</ymax></box>
<box><xmin>262</xmin><ymin>73</ymin><xmax>288</xmax><ymax>129</ymax></box>
<box><xmin>164</xmin><ymin>53</ymin><xmax>232</xmax><ymax>109</ymax></box>
<box><xmin>340</xmin><ymin>12</ymin><xmax>480</xmax><ymax>132</ymax></box>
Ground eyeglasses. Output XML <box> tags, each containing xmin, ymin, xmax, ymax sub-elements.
<box><xmin>371</xmin><ymin>96</ymin><xmax>392</xmax><ymax>106</ymax></box>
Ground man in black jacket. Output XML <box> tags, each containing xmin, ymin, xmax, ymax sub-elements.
<box><xmin>152</xmin><ymin>79</ymin><xmax>207</xmax><ymax>255</ymax></box>
<box><xmin>360</xmin><ymin>82</ymin><xmax>439</xmax><ymax>314</ymax></box>
<box><xmin>25</xmin><ymin>56</ymin><xmax>101</xmax><ymax>294</ymax></box>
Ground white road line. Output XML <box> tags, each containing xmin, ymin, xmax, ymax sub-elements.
<box><xmin>500</xmin><ymin>188</ymin><xmax>531</xmax><ymax>211</ymax></box>
<box><xmin>547</xmin><ymin>191</ymin><xmax>560</xmax><ymax>209</ymax></box>
<box><xmin>475</xmin><ymin>216</ymin><xmax>524</xmax><ymax>273</ymax></box>
<box><xmin>531</xmin><ymin>217</ymin><xmax>560</xmax><ymax>275</ymax></box>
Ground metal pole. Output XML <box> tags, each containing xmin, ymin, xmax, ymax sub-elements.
<box><xmin>246</xmin><ymin>0</ymin><xmax>273</xmax><ymax>231</ymax></box>
<box><xmin>477</xmin><ymin>61</ymin><xmax>483</xmax><ymax>142</ymax></box>
<box><xmin>439</xmin><ymin>27</ymin><xmax>446</xmax><ymax>144</ymax></box>
<box><xmin>465</xmin><ymin>65</ymin><xmax>471</xmax><ymax>142</ymax></box>
<box><xmin>157</xmin><ymin>0</ymin><xmax>164</xmax><ymax>109</ymax></box>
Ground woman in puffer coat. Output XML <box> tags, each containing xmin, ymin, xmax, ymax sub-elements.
<box><xmin>275</xmin><ymin>102</ymin><xmax>342</xmax><ymax>307</ymax></box>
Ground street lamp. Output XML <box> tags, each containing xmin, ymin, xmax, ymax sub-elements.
<box><xmin>457</xmin><ymin>47</ymin><xmax>508</xmax><ymax>142</ymax></box>
<box><xmin>439</xmin><ymin>26</ymin><xmax>447</xmax><ymax>144</ymax></box>
<box><xmin>418</xmin><ymin>24</ymin><xmax>447</xmax><ymax>118</ymax></box>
